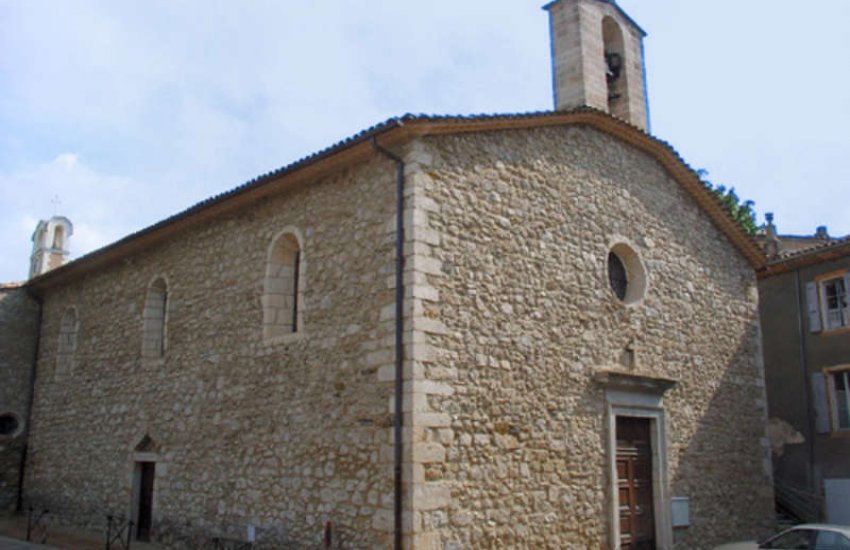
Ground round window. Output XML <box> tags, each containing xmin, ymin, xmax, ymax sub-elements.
<box><xmin>608</xmin><ymin>252</ymin><xmax>628</xmax><ymax>300</ymax></box>
<box><xmin>0</xmin><ymin>413</ymin><xmax>22</xmax><ymax>438</ymax></box>
<box><xmin>607</xmin><ymin>243</ymin><xmax>647</xmax><ymax>305</ymax></box>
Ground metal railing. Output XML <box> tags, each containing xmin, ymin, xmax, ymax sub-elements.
<box><xmin>210</xmin><ymin>537</ymin><xmax>254</xmax><ymax>550</ymax></box>
<box><xmin>25</xmin><ymin>506</ymin><xmax>50</xmax><ymax>544</ymax></box>
<box><xmin>105</xmin><ymin>515</ymin><xmax>134</xmax><ymax>550</ymax></box>
<box><xmin>774</xmin><ymin>480</ymin><xmax>823</xmax><ymax>524</ymax></box>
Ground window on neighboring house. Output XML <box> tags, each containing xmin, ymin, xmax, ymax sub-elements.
<box><xmin>263</xmin><ymin>230</ymin><xmax>303</xmax><ymax>340</ymax></box>
<box><xmin>57</xmin><ymin>307</ymin><xmax>78</xmax><ymax>374</ymax></box>
<box><xmin>142</xmin><ymin>277</ymin><xmax>168</xmax><ymax>358</ymax></box>
<box><xmin>822</xmin><ymin>276</ymin><xmax>849</xmax><ymax>330</ymax></box>
<box><xmin>805</xmin><ymin>272</ymin><xmax>850</xmax><ymax>333</ymax></box>
<box><xmin>830</xmin><ymin>369</ymin><xmax>850</xmax><ymax>431</ymax></box>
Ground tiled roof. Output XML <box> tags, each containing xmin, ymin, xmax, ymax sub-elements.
<box><xmin>26</xmin><ymin>108</ymin><xmax>766</xmax><ymax>291</ymax></box>
<box><xmin>760</xmin><ymin>235</ymin><xmax>850</xmax><ymax>278</ymax></box>
<box><xmin>774</xmin><ymin>235</ymin><xmax>850</xmax><ymax>260</ymax></box>
<box><xmin>774</xmin><ymin>235</ymin><xmax>850</xmax><ymax>261</ymax></box>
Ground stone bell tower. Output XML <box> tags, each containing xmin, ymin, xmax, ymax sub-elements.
<box><xmin>545</xmin><ymin>0</ymin><xmax>649</xmax><ymax>130</ymax></box>
<box><xmin>29</xmin><ymin>216</ymin><xmax>73</xmax><ymax>279</ymax></box>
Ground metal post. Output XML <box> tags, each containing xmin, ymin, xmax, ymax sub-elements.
<box><xmin>324</xmin><ymin>521</ymin><xmax>332</xmax><ymax>548</ymax></box>
<box><xmin>26</xmin><ymin>506</ymin><xmax>34</xmax><ymax>542</ymax></box>
<box><xmin>126</xmin><ymin>520</ymin><xmax>134</xmax><ymax>550</ymax></box>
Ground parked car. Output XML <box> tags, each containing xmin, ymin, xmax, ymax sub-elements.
<box><xmin>714</xmin><ymin>524</ymin><xmax>850</xmax><ymax>549</ymax></box>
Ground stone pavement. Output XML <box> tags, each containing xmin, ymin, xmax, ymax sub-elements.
<box><xmin>0</xmin><ymin>536</ymin><xmax>65</xmax><ymax>550</ymax></box>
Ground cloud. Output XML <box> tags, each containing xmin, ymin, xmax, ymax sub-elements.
<box><xmin>1</xmin><ymin>0</ymin><xmax>848</xmax><ymax>282</ymax></box>
<box><xmin>0</xmin><ymin>153</ymin><xmax>153</xmax><ymax>281</ymax></box>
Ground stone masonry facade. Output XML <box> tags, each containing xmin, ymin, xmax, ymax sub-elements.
<box><xmin>17</xmin><ymin>122</ymin><xmax>775</xmax><ymax>549</ymax></box>
<box><xmin>24</xmin><ymin>158</ymin><xmax>400</xmax><ymax>548</ymax></box>
<box><xmin>402</xmin><ymin>126</ymin><xmax>774</xmax><ymax>548</ymax></box>
<box><xmin>0</xmin><ymin>285</ymin><xmax>40</xmax><ymax>511</ymax></box>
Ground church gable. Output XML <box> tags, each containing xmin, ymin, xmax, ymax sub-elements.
<box><xmin>404</xmin><ymin>122</ymin><xmax>771</xmax><ymax>548</ymax></box>
<box><xmin>421</xmin><ymin>119</ymin><xmax>759</xmax><ymax>273</ymax></box>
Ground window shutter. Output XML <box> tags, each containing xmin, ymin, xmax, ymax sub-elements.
<box><xmin>806</xmin><ymin>281</ymin><xmax>822</xmax><ymax>333</ymax></box>
<box><xmin>812</xmin><ymin>373</ymin><xmax>831</xmax><ymax>434</ymax></box>
<box><xmin>843</xmin><ymin>273</ymin><xmax>850</xmax><ymax>323</ymax></box>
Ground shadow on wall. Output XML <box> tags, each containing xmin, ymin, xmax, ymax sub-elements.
<box><xmin>668</xmin><ymin>329</ymin><xmax>776</xmax><ymax>549</ymax></box>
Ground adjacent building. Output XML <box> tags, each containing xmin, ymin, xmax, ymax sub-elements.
<box><xmin>758</xmin><ymin>222</ymin><xmax>850</xmax><ymax>525</ymax></box>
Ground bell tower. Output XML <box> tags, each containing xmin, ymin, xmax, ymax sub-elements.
<box><xmin>545</xmin><ymin>0</ymin><xmax>649</xmax><ymax>130</ymax></box>
<box><xmin>29</xmin><ymin>216</ymin><xmax>73</xmax><ymax>279</ymax></box>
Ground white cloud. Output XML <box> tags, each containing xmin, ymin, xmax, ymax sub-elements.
<box><xmin>1</xmin><ymin>0</ymin><xmax>848</xmax><ymax>282</ymax></box>
<box><xmin>0</xmin><ymin>154</ymin><xmax>154</xmax><ymax>281</ymax></box>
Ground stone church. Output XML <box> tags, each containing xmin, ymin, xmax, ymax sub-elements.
<box><xmin>1</xmin><ymin>1</ymin><xmax>775</xmax><ymax>548</ymax></box>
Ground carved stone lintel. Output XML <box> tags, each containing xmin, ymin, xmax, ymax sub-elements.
<box><xmin>594</xmin><ymin>370</ymin><xmax>677</xmax><ymax>395</ymax></box>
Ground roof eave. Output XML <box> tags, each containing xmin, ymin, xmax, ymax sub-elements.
<box><xmin>27</xmin><ymin>109</ymin><xmax>767</xmax><ymax>293</ymax></box>
<box><xmin>758</xmin><ymin>240</ymin><xmax>850</xmax><ymax>279</ymax></box>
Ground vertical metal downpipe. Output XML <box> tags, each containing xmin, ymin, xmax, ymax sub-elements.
<box><xmin>793</xmin><ymin>270</ymin><xmax>817</xmax><ymax>496</ymax></box>
<box><xmin>370</xmin><ymin>136</ymin><xmax>405</xmax><ymax>550</ymax></box>
<box><xmin>18</xmin><ymin>290</ymin><xmax>43</xmax><ymax>512</ymax></box>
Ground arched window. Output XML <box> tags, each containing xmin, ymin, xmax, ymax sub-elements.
<box><xmin>56</xmin><ymin>307</ymin><xmax>78</xmax><ymax>374</ymax></box>
<box><xmin>602</xmin><ymin>16</ymin><xmax>628</xmax><ymax>119</ymax></box>
<box><xmin>142</xmin><ymin>277</ymin><xmax>168</xmax><ymax>358</ymax></box>
<box><xmin>263</xmin><ymin>230</ymin><xmax>303</xmax><ymax>340</ymax></box>
<box><xmin>52</xmin><ymin>226</ymin><xmax>64</xmax><ymax>249</ymax></box>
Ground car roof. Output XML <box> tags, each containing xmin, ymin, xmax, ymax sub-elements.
<box><xmin>791</xmin><ymin>524</ymin><xmax>850</xmax><ymax>536</ymax></box>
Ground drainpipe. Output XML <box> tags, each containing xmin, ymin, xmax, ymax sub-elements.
<box><xmin>793</xmin><ymin>270</ymin><xmax>817</xmax><ymax>500</ymax></box>
<box><xmin>17</xmin><ymin>289</ymin><xmax>43</xmax><ymax>512</ymax></box>
<box><xmin>370</xmin><ymin>136</ymin><xmax>405</xmax><ymax>550</ymax></box>
<box><xmin>640</xmin><ymin>37</ymin><xmax>651</xmax><ymax>134</ymax></box>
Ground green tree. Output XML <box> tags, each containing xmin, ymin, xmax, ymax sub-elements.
<box><xmin>697</xmin><ymin>169</ymin><xmax>758</xmax><ymax>236</ymax></box>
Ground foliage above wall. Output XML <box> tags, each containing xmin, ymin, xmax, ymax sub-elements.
<box><xmin>698</xmin><ymin>169</ymin><xmax>758</xmax><ymax>236</ymax></box>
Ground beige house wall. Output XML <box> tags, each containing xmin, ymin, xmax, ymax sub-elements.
<box><xmin>405</xmin><ymin>126</ymin><xmax>774</xmax><ymax>549</ymax></box>
<box><xmin>24</xmin><ymin>158</ymin><xmax>400</xmax><ymax>548</ymax></box>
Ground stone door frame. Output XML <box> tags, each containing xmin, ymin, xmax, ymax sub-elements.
<box><xmin>601</xmin><ymin>374</ymin><xmax>675</xmax><ymax>550</ymax></box>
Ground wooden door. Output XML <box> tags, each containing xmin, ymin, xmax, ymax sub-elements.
<box><xmin>616</xmin><ymin>417</ymin><xmax>655</xmax><ymax>550</ymax></box>
<box><xmin>136</xmin><ymin>462</ymin><xmax>155</xmax><ymax>541</ymax></box>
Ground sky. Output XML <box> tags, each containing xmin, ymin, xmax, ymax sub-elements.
<box><xmin>1</xmin><ymin>0</ymin><xmax>849</xmax><ymax>282</ymax></box>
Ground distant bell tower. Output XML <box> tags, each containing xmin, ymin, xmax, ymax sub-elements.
<box><xmin>29</xmin><ymin>216</ymin><xmax>73</xmax><ymax>279</ymax></box>
<box><xmin>545</xmin><ymin>0</ymin><xmax>649</xmax><ymax>130</ymax></box>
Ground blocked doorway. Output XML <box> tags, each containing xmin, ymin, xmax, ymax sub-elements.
<box><xmin>133</xmin><ymin>461</ymin><xmax>155</xmax><ymax>541</ymax></box>
<box><xmin>616</xmin><ymin>416</ymin><xmax>656</xmax><ymax>550</ymax></box>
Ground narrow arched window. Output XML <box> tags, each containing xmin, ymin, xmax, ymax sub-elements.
<box><xmin>56</xmin><ymin>307</ymin><xmax>78</xmax><ymax>375</ymax></box>
<box><xmin>143</xmin><ymin>277</ymin><xmax>168</xmax><ymax>358</ymax></box>
<box><xmin>263</xmin><ymin>231</ymin><xmax>303</xmax><ymax>340</ymax></box>
<box><xmin>52</xmin><ymin>226</ymin><xmax>64</xmax><ymax>249</ymax></box>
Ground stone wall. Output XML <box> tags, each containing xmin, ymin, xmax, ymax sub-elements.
<box><xmin>24</xmin><ymin>158</ymin><xmax>400</xmax><ymax>549</ymax></box>
<box><xmin>0</xmin><ymin>285</ymin><xmax>40</xmax><ymax>511</ymax></box>
<box><xmin>405</xmin><ymin>126</ymin><xmax>774</xmax><ymax>549</ymax></box>
<box><xmin>21</xmin><ymin>122</ymin><xmax>775</xmax><ymax>549</ymax></box>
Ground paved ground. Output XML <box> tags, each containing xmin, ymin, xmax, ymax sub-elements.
<box><xmin>0</xmin><ymin>516</ymin><xmax>162</xmax><ymax>550</ymax></box>
<box><xmin>0</xmin><ymin>536</ymin><xmax>65</xmax><ymax>550</ymax></box>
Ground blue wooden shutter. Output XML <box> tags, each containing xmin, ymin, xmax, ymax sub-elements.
<box><xmin>812</xmin><ymin>373</ymin><xmax>831</xmax><ymax>434</ymax></box>
<box><xmin>806</xmin><ymin>281</ymin><xmax>822</xmax><ymax>333</ymax></box>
